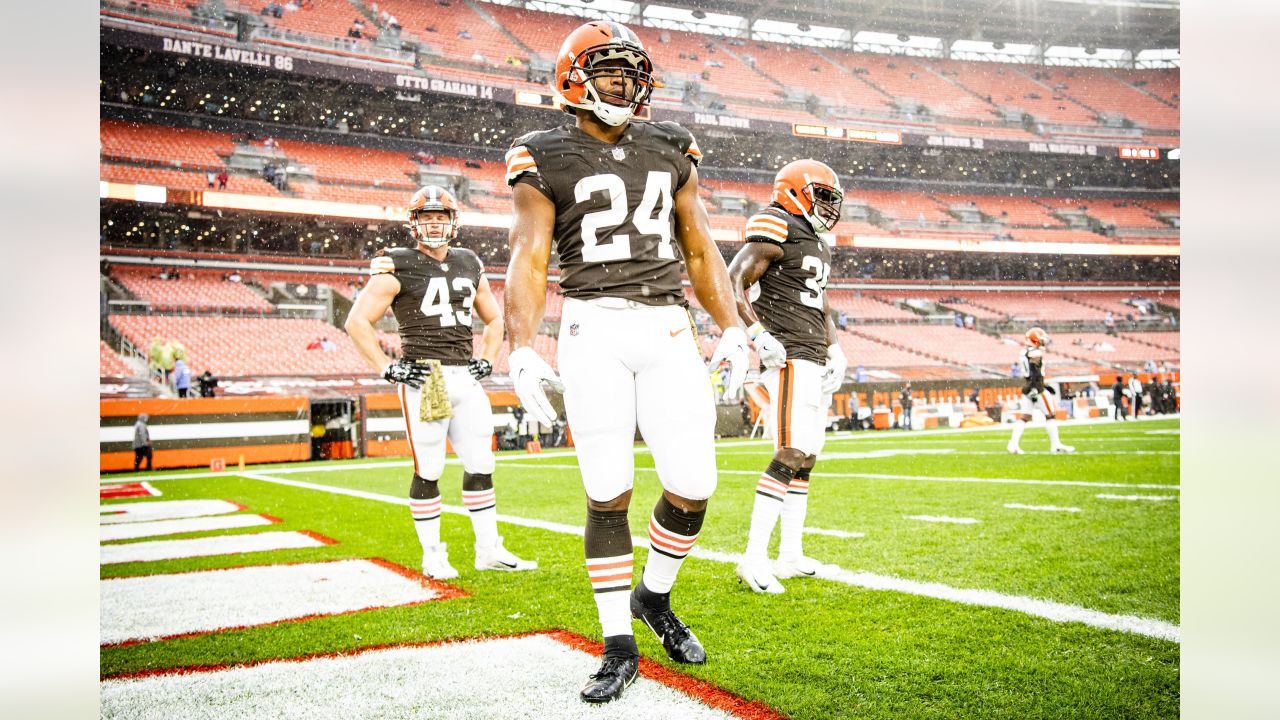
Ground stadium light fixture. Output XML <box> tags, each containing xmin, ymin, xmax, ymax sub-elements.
<box><xmin>897</xmin><ymin>33</ymin><xmax>910</xmax><ymax>42</ymax></box>
<box><xmin>797</xmin><ymin>23</ymin><xmax>811</xmax><ymax>32</ymax></box>
<box><xmin>691</xmin><ymin>9</ymin><xmax>706</xmax><ymax>19</ymax></box>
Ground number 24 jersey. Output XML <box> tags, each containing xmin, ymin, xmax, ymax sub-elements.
<box><xmin>505</xmin><ymin>120</ymin><xmax>703</xmax><ymax>307</ymax></box>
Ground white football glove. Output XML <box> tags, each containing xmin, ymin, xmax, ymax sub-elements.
<box><xmin>748</xmin><ymin>322</ymin><xmax>787</xmax><ymax>370</ymax></box>
<box><xmin>709</xmin><ymin>325</ymin><xmax>749</xmax><ymax>402</ymax></box>
<box><xmin>820</xmin><ymin>343</ymin><xmax>847</xmax><ymax>394</ymax></box>
<box><xmin>508</xmin><ymin>346</ymin><xmax>563</xmax><ymax>427</ymax></box>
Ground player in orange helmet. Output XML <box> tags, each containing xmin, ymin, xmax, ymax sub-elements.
<box><xmin>727</xmin><ymin>159</ymin><xmax>847</xmax><ymax>595</ymax></box>
<box><xmin>505</xmin><ymin>20</ymin><xmax>752</xmax><ymax>703</ymax></box>
<box><xmin>345</xmin><ymin>185</ymin><xmax>537</xmax><ymax>580</ymax></box>
<box><xmin>1008</xmin><ymin>327</ymin><xmax>1075</xmax><ymax>454</ymax></box>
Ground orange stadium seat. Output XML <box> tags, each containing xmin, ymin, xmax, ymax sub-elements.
<box><xmin>1053</xmin><ymin>68</ymin><xmax>1179</xmax><ymax>130</ymax></box>
<box><xmin>229</xmin><ymin>0</ymin><xmax>378</xmax><ymax>45</ymax></box>
<box><xmin>934</xmin><ymin>291</ymin><xmax>1108</xmax><ymax>322</ymax></box>
<box><xmin>100</xmin><ymin>164</ymin><xmax>282</xmax><ymax>195</ymax></box>
<box><xmin>1031</xmin><ymin>333</ymin><xmax>1179</xmax><ymax>365</ymax></box>
<box><xmin>111</xmin><ymin>268</ymin><xmax>275</xmax><ymax>312</ymax></box>
<box><xmin>1040</xmin><ymin>198</ymin><xmax>1168</xmax><ymax>229</ymax></box>
<box><xmin>854</xmin><ymin>325</ymin><xmax>1020</xmax><ymax>366</ymax></box>
<box><xmin>100</xmin><ymin>119</ymin><xmax>235</xmax><ymax>169</ymax></box>
<box><xmin>836</xmin><ymin>330</ymin><xmax>948</xmax><ymax>368</ymax></box>
<box><xmin>376</xmin><ymin>0</ymin><xmax>527</xmax><ymax>66</ymax></box>
<box><xmin>832</xmin><ymin>53</ymin><xmax>999</xmax><ymax>121</ymax></box>
<box><xmin>932</xmin><ymin>59</ymin><xmax>1098</xmax><ymax>126</ymax></box>
<box><xmin>930</xmin><ymin>194</ymin><xmax>1064</xmax><ymax>227</ymax></box>
<box><xmin>730</xmin><ymin>43</ymin><xmax>893</xmax><ymax>114</ymax></box>
<box><xmin>825</xmin><ymin>290</ymin><xmax>920</xmax><ymax>321</ymax></box>
<box><xmin>101</xmin><ymin>340</ymin><xmax>137</xmax><ymax>377</ymax></box>
<box><xmin>110</xmin><ymin>315</ymin><xmax>374</xmax><ymax>376</ymax></box>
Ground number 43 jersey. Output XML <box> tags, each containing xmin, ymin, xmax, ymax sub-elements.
<box><xmin>373</xmin><ymin>246</ymin><xmax>483</xmax><ymax>365</ymax></box>
<box><xmin>745</xmin><ymin>204</ymin><xmax>832</xmax><ymax>365</ymax></box>
<box><xmin>506</xmin><ymin>120</ymin><xmax>703</xmax><ymax>307</ymax></box>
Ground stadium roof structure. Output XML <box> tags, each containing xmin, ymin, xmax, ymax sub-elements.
<box><xmin>588</xmin><ymin>0</ymin><xmax>1180</xmax><ymax>53</ymax></box>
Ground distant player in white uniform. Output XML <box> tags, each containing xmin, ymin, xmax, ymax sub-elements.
<box><xmin>345</xmin><ymin>185</ymin><xmax>536</xmax><ymax>579</ymax></box>
<box><xmin>1008</xmin><ymin>327</ymin><xmax>1075</xmax><ymax>454</ymax></box>
<box><xmin>504</xmin><ymin>20</ymin><xmax>751</xmax><ymax>704</ymax></box>
<box><xmin>727</xmin><ymin>159</ymin><xmax>848</xmax><ymax>594</ymax></box>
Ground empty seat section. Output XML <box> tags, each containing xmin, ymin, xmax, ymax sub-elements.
<box><xmin>111</xmin><ymin>268</ymin><xmax>274</xmax><ymax>312</ymax></box>
<box><xmin>1122</xmin><ymin>332</ymin><xmax>1179</xmax><ymax>353</ymax></box>
<box><xmin>1051</xmin><ymin>67</ymin><xmax>1179</xmax><ymax>130</ymax></box>
<box><xmin>100</xmin><ymin>164</ymin><xmax>281</xmax><ymax>195</ymax></box>
<box><xmin>836</xmin><ymin>330</ymin><xmax>947</xmax><ymax>368</ymax></box>
<box><xmin>850</xmin><ymin>189</ymin><xmax>951</xmax><ymax>223</ymax></box>
<box><xmin>276</xmin><ymin>140</ymin><xmax>417</xmax><ymax>187</ymax></box>
<box><xmin>931</xmin><ymin>194</ymin><xmax>1062</xmax><ymax>227</ymax></box>
<box><xmin>109</xmin><ymin>315</ymin><xmax>373</xmax><ymax>376</ymax></box>
<box><xmin>100</xmin><ymin>119</ymin><xmax>233</xmax><ymax>168</ymax></box>
<box><xmin>838</xmin><ymin>53</ymin><xmax>998</xmax><ymax>120</ymax></box>
<box><xmin>855</xmin><ymin>325</ymin><xmax>1019</xmax><ymax>366</ymax></box>
<box><xmin>826</xmin><ymin>290</ymin><xmax>919</xmax><ymax>320</ymax></box>
<box><xmin>1040</xmin><ymin>333</ymin><xmax>1179</xmax><ymax>364</ymax></box>
<box><xmin>939</xmin><ymin>292</ymin><xmax>1105</xmax><ymax>322</ymax></box>
<box><xmin>230</xmin><ymin>0</ymin><xmax>376</xmax><ymax>45</ymax></box>
<box><xmin>1041</xmin><ymin>198</ymin><xmax>1166</xmax><ymax>228</ymax></box>
<box><xmin>101</xmin><ymin>341</ymin><xmax>136</xmax><ymax>377</ymax></box>
<box><xmin>1111</xmin><ymin>68</ymin><xmax>1180</xmax><ymax>106</ymax></box>
<box><xmin>745</xmin><ymin>44</ymin><xmax>894</xmax><ymax>113</ymax></box>
<box><xmin>938</xmin><ymin>60</ymin><xmax>1097</xmax><ymax>126</ymax></box>
<box><xmin>377</xmin><ymin>0</ymin><xmax>526</xmax><ymax>64</ymax></box>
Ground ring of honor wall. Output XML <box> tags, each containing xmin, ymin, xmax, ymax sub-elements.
<box><xmin>100</xmin><ymin>397</ymin><xmax>311</xmax><ymax>471</ymax></box>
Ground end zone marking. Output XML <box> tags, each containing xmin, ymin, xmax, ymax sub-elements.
<box><xmin>101</xmin><ymin>530</ymin><xmax>336</xmax><ymax>565</ymax></box>
<box><xmin>102</xmin><ymin>632</ymin><xmax>782</xmax><ymax>719</ymax></box>
<box><xmin>101</xmin><ymin>514</ymin><xmax>278</xmax><ymax>542</ymax></box>
<box><xmin>101</xmin><ymin>558</ymin><xmax>463</xmax><ymax>647</ymax></box>
<box><xmin>1003</xmin><ymin>504</ymin><xmax>1082</xmax><ymax>513</ymax></box>
<box><xmin>100</xmin><ymin>499</ymin><xmax>244</xmax><ymax>524</ymax></box>
<box><xmin>907</xmin><ymin>515</ymin><xmax>980</xmax><ymax>524</ymax></box>
<box><xmin>100</xmin><ymin>482</ymin><xmax>161</xmax><ymax>499</ymax></box>
<box><xmin>1095</xmin><ymin>494</ymin><xmax>1179</xmax><ymax>502</ymax></box>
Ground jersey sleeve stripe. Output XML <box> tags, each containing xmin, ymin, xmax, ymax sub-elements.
<box><xmin>369</xmin><ymin>257</ymin><xmax>396</xmax><ymax>275</ymax></box>
<box><xmin>505</xmin><ymin>146</ymin><xmax>538</xmax><ymax>181</ymax></box>
<box><xmin>747</xmin><ymin>213</ymin><xmax>788</xmax><ymax>229</ymax></box>
<box><xmin>745</xmin><ymin>227</ymin><xmax>787</xmax><ymax>244</ymax></box>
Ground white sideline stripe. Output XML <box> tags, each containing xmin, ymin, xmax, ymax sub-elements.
<box><xmin>1146</xmin><ymin>429</ymin><xmax>1180</xmax><ymax>435</ymax></box>
<box><xmin>492</xmin><ymin>463</ymin><xmax>1181</xmax><ymax>491</ymax></box>
<box><xmin>238</xmin><ymin>472</ymin><xmax>1179</xmax><ymax>644</ymax></box>
<box><xmin>1004</xmin><ymin>504</ymin><xmax>1082</xmax><ymax>513</ymax></box>
<box><xmin>1095</xmin><ymin>494</ymin><xmax>1179</xmax><ymax>502</ymax></box>
<box><xmin>100</xmin><ymin>635</ymin><xmax>740</xmax><ymax>719</ymax></box>
<box><xmin>101</xmin><ymin>481</ymin><xmax>162</xmax><ymax>497</ymax></box>
<box><xmin>100</xmin><ymin>499</ymin><xmax>242</xmax><ymax>524</ymax></box>
<box><xmin>100</xmin><ymin>559</ymin><xmax>436</xmax><ymax>646</ymax></box>
<box><xmin>907</xmin><ymin>515</ymin><xmax>980</xmax><ymax>524</ymax></box>
<box><xmin>804</xmin><ymin>527</ymin><xmax>866</xmax><ymax>539</ymax></box>
<box><xmin>101</xmin><ymin>531</ymin><xmax>324</xmax><ymax>565</ymax></box>
<box><xmin>820</xmin><ymin>449</ymin><xmax>955</xmax><ymax>460</ymax></box>
<box><xmin>99</xmin><ymin>419</ymin><xmax>309</xmax><ymax>443</ymax></box>
<box><xmin>101</xmin><ymin>514</ymin><xmax>274</xmax><ymax>542</ymax></box>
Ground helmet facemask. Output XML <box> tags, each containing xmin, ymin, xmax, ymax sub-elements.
<box><xmin>571</xmin><ymin>47</ymin><xmax>653</xmax><ymax>126</ymax></box>
<box><xmin>408</xmin><ymin>209</ymin><xmax>456</xmax><ymax>249</ymax></box>
<box><xmin>787</xmin><ymin>183</ymin><xmax>844</xmax><ymax>233</ymax></box>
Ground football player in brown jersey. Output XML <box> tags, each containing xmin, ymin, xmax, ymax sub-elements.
<box><xmin>503</xmin><ymin>20</ymin><xmax>755</xmax><ymax>703</ymax></box>
<box><xmin>1008</xmin><ymin>327</ymin><xmax>1075</xmax><ymax>454</ymax></box>
<box><xmin>727</xmin><ymin>159</ymin><xmax>849</xmax><ymax>594</ymax></box>
<box><xmin>346</xmin><ymin>185</ymin><xmax>536</xmax><ymax>580</ymax></box>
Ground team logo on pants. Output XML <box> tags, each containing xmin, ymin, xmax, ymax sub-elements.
<box><xmin>570</xmin><ymin>323</ymin><xmax>579</xmax><ymax>336</ymax></box>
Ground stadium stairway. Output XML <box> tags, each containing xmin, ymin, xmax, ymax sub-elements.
<box><xmin>1010</xmin><ymin>65</ymin><xmax>1101</xmax><ymax>123</ymax></box>
<box><xmin>920</xmin><ymin>63</ymin><xmax>1004</xmax><ymax>118</ymax></box>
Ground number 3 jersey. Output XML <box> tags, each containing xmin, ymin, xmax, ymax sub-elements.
<box><xmin>372</xmin><ymin>246</ymin><xmax>483</xmax><ymax>365</ymax></box>
<box><xmin>745</xmin><ymin>204</ymin><xmax>832</xmax><ymax>365</ymax></box>
<box><xmin>505</xmin><ymin>120</ymin><xmax>703</xmax><ymax>307</ymax></box>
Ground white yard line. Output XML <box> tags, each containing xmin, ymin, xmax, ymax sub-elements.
<box><xmin>100</xmin><ymin>635</ymin><xmax>744</xmax><ymax>719</ymax></box>
<box><xmin>492</xmin><ymin>463</ymin><xmax>1181</xmax><ymax>491</ymax></box>
<box><xmin>1003</xmin><ymin>504</ymin><xmax>1082</xmax><ymax>513</ymax></box>
<box><xmin>101</xmin><ymin>531</ymin><xmax>326</xmax><ymax>565</ymax></box>
<box><xmin>907</xmin><ymin>515</ymin><xmax>981</xmax><ymax>524</ymax></box>
<box><xmin>236</xmin><ymin>472</ymin><xmax>1179</xmax><ymax>644</ymax></box>
<box><xmin>1095</xmin><ymin>494</ymin><xmax>1179</xmax><ymax>502</ymax></box>
<box><xmin>101</xmin><ymin>514</ymin><xmax>275</xmax><ymax>542</ymax></box>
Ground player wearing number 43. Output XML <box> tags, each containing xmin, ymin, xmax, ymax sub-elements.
<box><xmin>504</xmin><ymin>20</ymin><xmax>754</xmax><ymax>705</ymax></box>
<box><xmin>727</xmin><ymin>159</ymin><xmax>848</xmax><ymax>595</ymax></box>
<box><xmin>344</xmin><ymin>185</ymin><xmax>537</xmax><ymax>581</ymax></box>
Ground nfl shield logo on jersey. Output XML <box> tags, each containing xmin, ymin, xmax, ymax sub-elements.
<box><xmin>612</xmin><ymin>147</ymin><xmax>626</xmax><ymax>162</ymax></box>
<box><xmin>570</xmin><ymin>323</ymin><xmax>579</xmax><ymax>336</ymax></box>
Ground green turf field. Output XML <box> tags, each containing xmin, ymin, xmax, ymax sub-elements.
<box><xmin>100</xmin><ymin>418</ymin><xmax>1179</xmax><ymax>719</ymax></box>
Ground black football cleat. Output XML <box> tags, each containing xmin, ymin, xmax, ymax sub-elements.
<box><xmin>579</xmin><ymin>654</ymin><xmax>639</xmax><ymax>704</ymax></box>
<box><xmin>630</xmin><ymin>586</ymin><xmax>707</xmax><ymax>664</ymax></box>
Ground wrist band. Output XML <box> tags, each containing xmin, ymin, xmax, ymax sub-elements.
<box><xmin>747</xmin><ymin>322</ymin><xmax>765</xmax><ymax>340</ymax></box>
